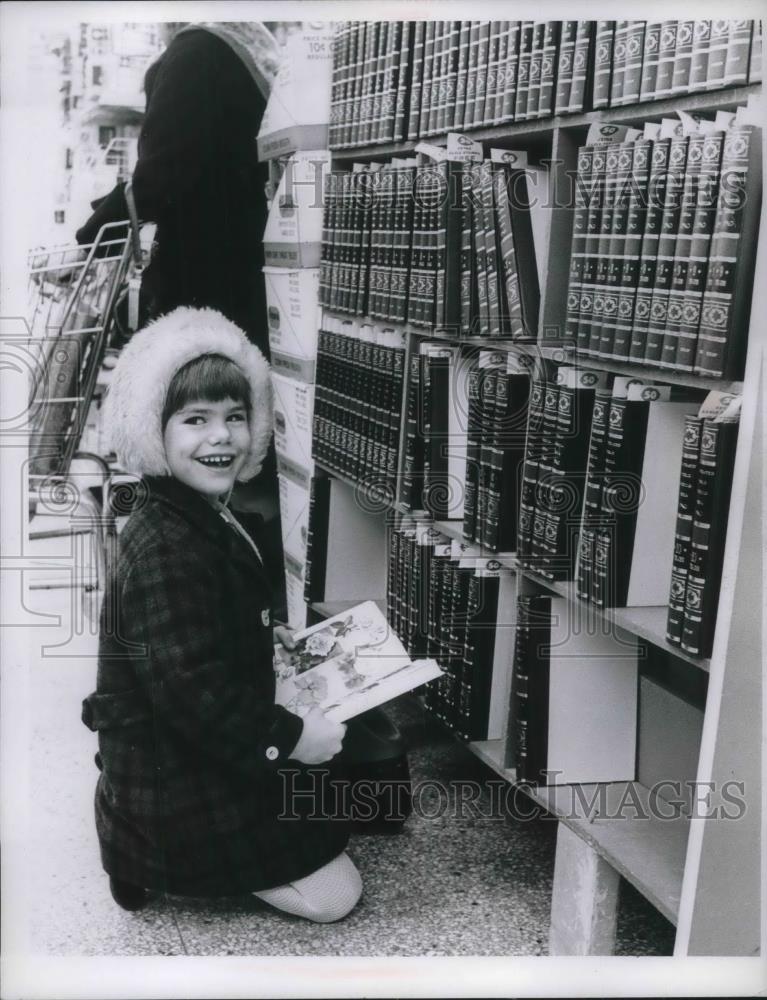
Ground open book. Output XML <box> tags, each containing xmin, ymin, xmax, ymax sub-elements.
<box><xmin>273</xmin><ymin>601</ymin><xmax>442</xmax><ymax>722</ymax></box>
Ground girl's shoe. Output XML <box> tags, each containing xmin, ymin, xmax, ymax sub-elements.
<box><xmin>109</xmin><ymin>876</ymin><xmax>149</xmax><ymax>911</ymax></box>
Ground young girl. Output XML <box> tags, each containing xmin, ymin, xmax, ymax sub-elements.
<box><xmin>82</xmin><ymin>307</ymin><xmax>361</xmax><ymax>922</ymax></box>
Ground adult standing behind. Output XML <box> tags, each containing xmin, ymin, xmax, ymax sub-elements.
<box><xmin>75</xmin><ymin>22</ymin><xmax>280</xmax><ymax>357</ymax></box>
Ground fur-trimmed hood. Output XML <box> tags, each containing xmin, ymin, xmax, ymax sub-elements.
<box><xmin>104</xmin><ymin>307</ymin><xmax>272</xmax><ymax>482</ymax></box>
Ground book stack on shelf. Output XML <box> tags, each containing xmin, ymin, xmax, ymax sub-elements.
<box><xmin>278</xmin><ymin>19</ymin><xmax>764</xmax><ymax>956</ymax></box>
<box><xmin>329</xmin><ymin>19</ymin><xmax>761</xmax><ymax>151</ymax></box>
<box><xmin>319</xmin><ymin>137</ymin><xmax>543</xmax><ymax>338</ymax></box>
<box><xmin>564</xmin><ymin>110</ymin><xmax>762</xmax><ymax>378</ymax></box>
<box><xmin>597</xmin><ymin>20</ymin><xmax>762</xmax><ymax>109</ymax></box>
<box><xmin>312</xmin><ymin>315</ymin><xmax>406</xmax><ymax>496</ymax></box>
<box><xmin>388</xmin><ymin>517</ymin><xmax>517</xmax><ymax>742</ymax></box>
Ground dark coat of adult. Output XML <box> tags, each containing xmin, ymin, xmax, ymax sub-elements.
<box><xmin>75</xmin><ymin>28</ymin><xmax>270</xmax><ymax>353</ymax></box>
<box><xmin>82</xmin><ymin>475</ymin><xmax>350</xmax><ymax>895</ymax></box>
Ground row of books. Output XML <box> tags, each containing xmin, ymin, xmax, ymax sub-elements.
<box><xmin>566</xmin><ymin>117</ymin><xmax>761</xmax><ymax>380</ymax></box>
<box><xmin>312</xmin><ymin>320</ymin><xmax>406</xmax><ymax>489</ymax></box>
<box><xmin>319</xmin><ymin>143</ymin><xmax>540</xmax><ymax>337</ymax></box>
<box><xmin>388</xmin><ymin>520</ymin><xmax>516</xmax><ymax>742</ymax></box>
<box><xmin>595</xmin><ymin>20</ymin><xmax>762</xmax><ymax>110</ymax></box>
<box><xmin>666</xmin><ymin>414</ymin><xmax>739</xmax><ymax>659</ymax></box>
<box><xmin>329</xmin><ymin>20</ymin><xmax>762</xmax><ymax>151</ymax></box>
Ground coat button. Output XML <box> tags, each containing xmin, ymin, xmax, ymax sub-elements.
<box><xmin>265</xmin><ymin>746</ymin><xmax>279</xmax><ymax>761</ymax></box>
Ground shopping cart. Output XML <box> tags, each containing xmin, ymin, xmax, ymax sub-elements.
<box><xmin>26</xmin><ymin>205</ymin><xmax>145</xmax><ymax>596</ymax></box>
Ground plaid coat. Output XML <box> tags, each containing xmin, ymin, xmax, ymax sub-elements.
<box><xmin>82</xmin><ymin>476</ymin><xmax>349</xmax><ymax>895</ymax></box>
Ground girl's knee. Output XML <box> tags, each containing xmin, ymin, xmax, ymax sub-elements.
<box><xmin>306</xmin><ymin>862</ymin><xmax>362</xmax><ymax>923</ymax></box>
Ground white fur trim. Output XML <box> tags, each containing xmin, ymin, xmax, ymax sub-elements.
<box><xmin>104</xmin><ymin>307</ymin><xmax>273</xmax><ymax>481</ymax></box>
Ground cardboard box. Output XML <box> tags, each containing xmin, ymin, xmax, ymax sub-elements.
<box><xmin>264</xmin><ymin>267</ymin><xmax>320</xmax><ymax>382</ymax></box>
<box><xmin>257</xmin><ymin>24</ymin><xmax>334</xmax><ymax>161</ymax></box>
<box><xmin>272</xmin><ymin>372</ymin><xmax>314</xmax><ymax>472</ymax></box>
<box><xmin>263</xmin><ymin>150</ymin><xmax>331</xmax><ymax>268</ymax></box>
<box><xmin>278</xmin><ymin>467</ymin><xmax>312</xmax><ymax>571</ymax></box>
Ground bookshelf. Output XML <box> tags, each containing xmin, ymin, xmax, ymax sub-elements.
<box><xmin>284</xmin><ymin>19</ymin><xmax>763</xmax><ymax>957</ymax></box>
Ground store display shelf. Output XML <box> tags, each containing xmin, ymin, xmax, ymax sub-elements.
<box><xmin>331</xmin><ymin>84</ymin><xmax>759</xmax><ymax>161</ymax></box>
<box><xmin>466</xmin><ymin>739</ymin><xmax>687</xmax><ymax>925</ymax></box>
<box><xmin>518</xmin><ymin>568</ymin><xmax>711</xmax><ymax>672</ymax></box>
<box><xmin>536</xmin><ymin>344</ymin><xmax>745</xmax><ymax>393</ymax></box>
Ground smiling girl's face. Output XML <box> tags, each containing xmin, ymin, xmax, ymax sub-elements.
<box><xmin>163</xmin><ymin>397</ymin><xmax>251</xmax><ymax>501</ymax></box>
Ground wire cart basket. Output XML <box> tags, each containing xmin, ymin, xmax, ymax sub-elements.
<box><xmin>26</xmin><ymin>216</ymin><xmax>140</xmax><ymax>594</ymax></box>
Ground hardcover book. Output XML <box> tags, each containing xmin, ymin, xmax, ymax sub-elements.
<box><xmin>274</xmin><ymin>600</ymin><xmax>442</xmax><ymax>722</ymax></box>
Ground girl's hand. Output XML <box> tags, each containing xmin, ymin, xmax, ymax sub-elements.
<box><xmin>290</xmin><ymin>706</ymin><xmax>346</xmax><ymax>764</ymax></box>
<box><xmin>274</xmin><ymin>624</ymin><xmax>296</xmax><ymax>650</ymax></box>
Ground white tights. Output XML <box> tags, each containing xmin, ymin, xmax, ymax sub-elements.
<box><xmin>253</xmin><ymin>851</ymin><xmax>362</xmax><ymax>923</ymax></box>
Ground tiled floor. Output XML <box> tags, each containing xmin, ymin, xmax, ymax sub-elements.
<box><xmin>18</xmin><ymin>573</ymin><xmax>675</xmax><ymax>958</ymax></box>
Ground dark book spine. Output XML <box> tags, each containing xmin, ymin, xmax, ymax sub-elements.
<box><xmin>723</xmin><ymin>19</ymin><xmax>753</xmax><ymax>86</ymax></box>
<box><xmin>529</xmin><ymin>378</ymin><xmax>561</xmax><ymax>572</ymax></box>
<box><xmin>666</xmin><ymin>415</ymin><xmax>703</xmax><ymax>645</ymax></box>
<box><xmin>612</xmin><ymin>139</ymin><xmax>652</xmax><ymax>359</ymax></box>
<box><xmin>482</xmin><ymin>21</ymin><xmax>502</xmax><ymax>127</ymax></box>
<box><xmin>393</xmin><ymin>22</ymin><xmax>412</xmax><ymax>142</ymax></box>
<box><xmin>515</xmin><ymin>22</ymin><xmax>534</xmax><ymax>121</ymax></box>
<box><xmin>426</xmin><ymin>21</ymin><xmax>446</xmax><ymax>136</ymax></box>
<box><xmin>578</xmin><ymin>143</ymin><xmax>607</xmax><ymax>354</ymax></box>
<box><xmin>475</xmin><ymin>366</ymin><xmax>499</xmax><ymax>536</ymax></box>
<box><xmin>399</xmin><ymin>351</ymin><xmax>423</xmax><ymax>510</ymax></box>
<box><xmin>502</xmin><ymin>21</ymin><xmax>521</xmax><ymax>121</ymax></box>
<box><xmin>622</xmin><ymin>21</ymin><xmax>646</xmax><ymax>104</ymax></box>
<box><xmin>380</xmin><ymin>21</ymin><xmax>400</xmax><ymax>144</ymax></box>
<box><xmin>609</xmin><ymin>21</ymin><xmax>630</xmax><ymax>106</ymax></box>
<box><xmin>597</xmin><ymin>397</ymin><xmax>651</xmax><ymax>607</ymax></box>
<box><xmin>568</xmin><ymin>20</ymin><xmax>593</xmax><ymax>113</ymax></box>
<box><xmin>588</xmin><ymin>141</ymin><xmax>619</xmax><ymax>352</ymax></box>
<box><xmin>453</xmin><ymin>21</ymin><xmax>472</xmax><ymax>128</ymax></box>
<box><xmin>639</xmin><ymin>21</ymin><xmax>662</xmax><ymax>101</ymax></box>
<box><xmin>681</xmin><ymin>420</ymin><xmax>739</xmax><ymax>657</ymax></box>
<box><xmin>370</xmin><ymin>21</ymin><xmax>389</xmax><ymax>145</ymax></box>
<box><xmin>705</xmin><ymin>19</ymin><xmax>730</xmax><ymax>89</ymax></box>
<box><xmin>517</xmin><ymin>374</ymin><xmax>546</xmax><ymax>564</ymax></box>
<box><xmin>507</xmin><ymin>163</ymin><xmax>540</xmax><ymax>340</ymax></box>
<box><xmin>592</xmin><ymin>21</ymin><xmax>615</xmax><ymax>108</ymax></box>
<box><xmin>555</xmin><ymin>21</ymin><xmax>578</xmax><ymax>114</ymax></box>
<box><xmin>671</xmin><ymin>20</ymin><xmax>695</xmax><ymax>96</ymax></box>
<box><xmin>482</xmin><ymin>371</ymin><xmax>506</xmax><ymax>551</ymax></box>
<box><xmin>473</xmin><ymin>21</ymin><xmax>492</xmax><ymax>127</ymax></box>
<box><xmin>493</xmin><ymin>21</ymin><xmax>510</xmax><ymax>124</ymax></box>
<box><xmin>460</xmin><ymin>163</ymin><xmax>477</xmax><ymax>335</ymax></box>
<box><xmin>643</xmin><ymin>134</ymin><xmax>689</xmax><ymax>365</ymax></box>
<box><xmin>576</xmin><ymin>527</ymin><xmax>596</xmax><ymax>602</ymax></box>
<box><xmin>660</xmin><ymin>132</ymin><xmax>705</xmax><ymax>369</ymax></box>
<box><xmin>424</xmin><ymin>350</ymin><xmax>452</xmax><ymax>518</ymax></box>
<box><xmin>328</xmin><ymin>24</ymin><xmax>344</xmax><ymax>149</ymax></box>
<box><xmin>695</xmin><ymin>124</ymin><xmax>762</xmax><ymax>379</ymax></box>
<box><xmin>598</xmin><ymin>141</ymin><xmax>635</xmax><ymax>358</ymax></box>
<box><xmin>514</xmin><ymin>594</ymin><xmax>552</xmax><ymax>785</ymax></box>
<box><xmin>407</xmin><ymin>22</ymin><xmax>426</xmax><ymax>140</ymax></box>
<box><xmin>565</xmin><ymin>144</ymin><xmax>594</xmax><ymax>347</ymax></box>
<box><xmin>473</xmin><ymin>166</ymin><xmax>491</xmax><ymax>335</ymax></box>
<box><xmin>676</xmin><ymin>132</ymin><xmax>725</xmax><ymax>372</ymax></box>
<box><xmin>420</xmin><ymin>22</ymin><xmax>437</xmax><ymax>138</ymax></box>
<box><xmin>526</xmin><ymin>21</ymin><xmax>545</xmax><ymax>120</ymax></box>
<box><xmin>303</xmin><ymin>477</ymin><xmax>330</xmax><ymax>603</ymax></box>
<box><xmin>688</xmin><ymin>20</ymin><xmax>712</xmax><ymax>93</ymax></box>
<box><xmin>463</xmin><ymin>362</ymin><xmax>482</xmax><ymax>542</ymax></box>
<box><xmin>459</xmin><ymin>574</ymin><xmax>503</xmax><ymax>740</ymax></box>
<box><xmin>482</xmin><ymin>165</ymin><xmax>502</xmax><ymax>337</ymax></box>
<box><xmin>538</xmin><ymin>20</ymin><xmax>560</xmax><ymax>117</ymax></box>
<box><xmin>496</xmin><ymin>371</ymin><xmax>531</xmax><ymax>553</ymax></box>
<box><xmin>440</xmin><ymin>21</ymin><xmax>461</xmax><ymax>135</ymax></box>
<box><xmin>654</xmin><ymin>21</ymin><xmax>678</xmax><ymax>100</ymax></box>
<box><xmin>492</xmin><ymin>163</ymin><xmax>523</xmax><ymax>339</ymax></box>
<box><xmin>463</xmin><ymin>21</ymin><xmax>481</xmax><ymax>128</ymax></box>
<box><xmin>629</xmin><ymin>136</ymin><xmax>671</xmax><ymax>360</ymax></box>
<box><xmin>544</xmin><ymin>379</ymin><xmax>597</xmax><ymax>580</ymax></box>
